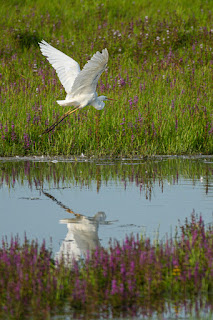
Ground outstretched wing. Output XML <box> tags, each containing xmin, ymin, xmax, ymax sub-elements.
<box><xmin>71</xmin><ymin>48</ymin><xmax>108</xmax><ymax>96</ymax></box>
<box><xmin>39</xmin><ymin>40</ymin><xmax>81</xmax><ymax>94</ymax></box>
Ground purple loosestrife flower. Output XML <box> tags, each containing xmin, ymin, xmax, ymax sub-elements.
<box><xmin>119</xmin><ymin>282</ymin><xmax>124</xmax><ymax>295</ymax></box>
<box><xmin>27</xmin><ymin>113</ymin><xmax>31</xmax><ymax>124</ymax></box>
<box><xmin>111</xmin><ymin>279</ymin><xmax>117</xmax><ymax>295</ymax></box>
<box><xmin>129</xmin><ymin>98</ymin><xmax>133</xmax><ymax>109</ymax></box>
<box><xmin>171</xmin><ymin>100</ymin><xmax>175</xmax><ymax>109</ymax></box>
<box><xmin>120</xmin><ymin>117</ymin><xmax>125</xmax><ymax>126</ymax></box>
<box><xmin>127</xmin><ymin>279</ymin><xmax>134</xmax><ymax>293</ymax></box>
<box><xmin>120</xmin><ymin>263</ymin><xmax>126</xmax><ymax>276</ymax></box>
<box><xmin>33</xmin><ymin>114</ymin><xmax>40</xmax><ymax>125</ymax></box>
<box><xmin>152</xmin><ymin>122</ymin><xmax>157</xmax><ymax>136</ymax></box>
<box><xmin>1</xmin><ymin>214</ymin><xmax>213</xmax><ymax>315</ymax></box>
<box><xmin>11</xmin><ymin>131</ymin><xmax>17</xmax><ymax>142</ymax></box>
<box><xmin>133</xmin><ymin>95</ymin><xmax>138</xmax><ymax>106</ymax></box>
<box><xmin>113</xmin><ymin>76</ymin><xmax>118</xmax><ymax>89</ymax></box>
<box><xmin>137</xmin><ymin>112</ymin><xmax>143</xmax><ymax>124</ymax></box>
<box><xmin>208</xmin><ymin>126</ymin><xmax>213</xmax><ymax>135</ymax></box>
<box><xmin>118</xmin><ymin>77</ymin><xmax>126</xmax><ymax>87</ymax></box>
<box><xmin>23</xmin><ymin>133</ymin><xmax>30</xmax><ymax>150</ymax></box>
<box><xmin>175</xmin><ymin>116</ymin><xmax>178</xmax><ymax>131</ymax></box>
<box><xmin>130</xmin><ymin>260</ymin><xmax>135</xmax><ymax>274</ymax></box>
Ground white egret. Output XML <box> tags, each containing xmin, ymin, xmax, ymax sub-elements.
<box><xmin>38</xmin><ymin>40</ymin><xmax>114</xmax><ymax>134</ymax></box>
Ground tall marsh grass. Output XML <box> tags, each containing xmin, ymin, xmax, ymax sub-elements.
<box><xmin>0</xmin><ymin>0</ymin><xmax>212</xmax><ymax>156</ymax></box>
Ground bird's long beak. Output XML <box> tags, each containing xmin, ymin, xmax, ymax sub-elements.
<box><xmin>107</xmin><ymin>98</ymin><xmax>117</xmax><ymax>101</ymax></box>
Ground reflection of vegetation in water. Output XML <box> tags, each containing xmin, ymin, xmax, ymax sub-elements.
<box><xmin>0</xmin><ymin>158</ymin><xmax>212</xmax><ymax>197</ymax></box>
<box><xmin>0</xmin><ymin>214</ymin><xmax>213</xmax><ymax>319</ymax></box>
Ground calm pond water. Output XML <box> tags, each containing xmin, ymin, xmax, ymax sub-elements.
<box><xmin>0</xmin><ymin>155</ymin><xmax>213</xmax><ymax>319</ymax></box>
<box><xmin>0</xmin><ymin>156</ymin><xmax>212</xmax><ymax>259</ymax></box>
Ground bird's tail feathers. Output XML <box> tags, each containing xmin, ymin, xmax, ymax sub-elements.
<box><xmin>57</xmin><ymin>100</ymin><xmax>70</xmax><ymax>107</ymax></box>
<box><xmin>57</xmin><ymin>100</ymin><xmax>79</xmax><ymax>107</ymax></box>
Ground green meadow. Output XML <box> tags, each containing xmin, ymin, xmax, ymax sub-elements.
<box><xmin>0</xmin><ymin>0</ymin><xmax>212</xmax><ymax>156</ymax></box>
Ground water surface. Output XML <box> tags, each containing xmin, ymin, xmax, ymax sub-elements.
<box><xmin>0</xmin><ymin>156</ymin><xmax>212</xmax><ymax>262</ymax></box>
<box><xmin>1</xmin><ymin>156</ymin><xmax>213</xmax><ymax>319</ymax></box>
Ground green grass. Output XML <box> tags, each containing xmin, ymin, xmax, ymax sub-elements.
<box><xmin>0</xmin><ymin>0</ymin><xmax>212</xmax><ymax>156</ymax></box>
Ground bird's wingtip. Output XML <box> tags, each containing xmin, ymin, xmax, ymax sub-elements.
<box><xmin>102</xmin><ymin>48</ymin><xmax>109</xmax><ymax>59</ymax></box>
<box><xmin>38</xmin><ymin>39</ymin><xmax>48</xmax><ymax>47</ymax></box>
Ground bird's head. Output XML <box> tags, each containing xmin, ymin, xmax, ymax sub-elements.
<box><xmin>93</xmin><ymin>96</ymin><xmax>116</xmax><ymax>110</ymax></box>
<box><xmin>99</xmin><ymin>96</ymin><xmax>116</xmax><ymax>102</ymax></box>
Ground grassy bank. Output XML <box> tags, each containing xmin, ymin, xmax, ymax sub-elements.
<box><xmin>0</xmin><ymin>0</ymin><xmax>212</xmax><ymax>156</ymax></box>
<box><xmin>0</xmin><ymin>214</ymin><xmax>213</xmax><ymax>319</ymax></box>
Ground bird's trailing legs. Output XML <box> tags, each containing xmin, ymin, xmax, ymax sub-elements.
<box><xmin>41</xmin><ymin>106</ymin><xmax>81</xmax><ymax>135</ymax></box>
<box><xmin>41</xmin><ymin>190</ymin><xmax>83</xmax><ymax>217</ymax></box>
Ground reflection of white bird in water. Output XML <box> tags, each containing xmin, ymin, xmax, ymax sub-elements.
<box><xmin>41</xmin><ymin>190</ymin><xmax>107</xmax><ymax>265</ymax></box>
<box><xmin>39</xmin><ymin>40</ymin><xmax>115</xmax><ymax>134</ymax></box>
<box><xmin>55</xmin><ymin>212</ymin><xmax>106</xmax><ymax>265</ymax></box>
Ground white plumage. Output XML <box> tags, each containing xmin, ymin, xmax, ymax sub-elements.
<box><xmin>39</xmin><ymin>40</ymin><xmax>81</xmax><ymax>94</ymax></box>
<box><xmin>39</xmin><ymin>40</ymin><xmax>113</xmax><ymax>134</ymax></box>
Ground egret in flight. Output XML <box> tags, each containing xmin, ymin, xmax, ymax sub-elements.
<box><xmin>39</xmin><ymin>40</ymin><xmax>114</xmax><ymax>134</ymax></box>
